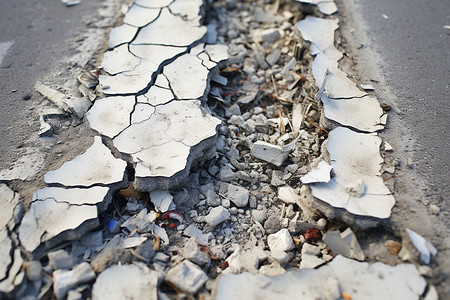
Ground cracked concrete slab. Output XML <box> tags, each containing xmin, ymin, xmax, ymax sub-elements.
<box><xmin>86</xmin><ymin>96</ymin><xmax>136</xmax><ymax>138</ymax></box>
<box><xmin>132</xmin><ymin>8</ymin><xmax>205</xmax><ymax>46</ymax></box>
<box><xmin>214</xmin><ymin>255</ymin><xmax>426</xmax><ymax>300</ymax></box>
<box><xmin>123</xmin><ymin>5</ymin><xmax>160</xmax><ymax>28</ymax></box>
<box><xmin>169</xmin><ymin>0</ymin><xmax>204</xmax><ymax>21</ymax></box>
<box><xmin>0</xmin><ymin>184</ymin><xmax>21</xmax><ymax>231</ymax></box>
<box><xmin>306</xmin><ymin>127</ymin><xmax>395</xmax><ymax>218</ymax></box>
<box><xmin>108</xmin><ymin>24</ymin><xmax>138</xmax><ymax>49</ymax></box>
<box><xmin>134</xmin><ymin>0</ymin><xmax>173</xmax><ymax>9</ymax></box>
<box><xmin>137</xmin><ymin>85</ymin><xmax>174</xmax><ymax>106</ymax></box>
<box><xmin>101</xmin><ymin>44</ymin><xmax>141</xmax><ymax>75</ymax></box>
<box><xmin>321</xmin><ymin>94</ymin><xmax>387</xmax><ymax>132</ymax></box>
<box><xmin>44</xmin><ymin>136</ymin><xmax>127</xmax><ymax>187</ymax></box>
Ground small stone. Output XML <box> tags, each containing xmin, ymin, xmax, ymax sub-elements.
<box><xmin>316</xmin><ymin>218</ymin><xmax>327</xmax><ymax>231</ymax></box>
<box><xmin>264</xmin><ymin>216</ymin><xmax>281</xmax><ymax>234</ymax></box>
<box><xmin>268</xmin><ymin>229</ymin><xmax>295</xmax><ymax>252</ymax></box>
<box><xmin>180</xmin><ymin>238</ymin><xmax>210</xmax><ymax>266</ymax></box>
<box><xmin>286</xmin><ymin>164</ymin><xmax>299</xmax><ymax>173</ymax></box>
<box><xmin>299</xmin><ymin>254</ymin><xmax>325</xmax><ymax>269</ymax></box>
<box><xmin>25</xmin><ymin>260</ymin><xmax>42</xmax><ymax>281</ymax></box>
<box><xmin>301</xmin><ymin>243</ymin><xmax>321</xmax><ymax>256</ymax></box>
<box><xmin>252</xmin><ymin>141</ymin><xmax>289</xmax><ymax>167</ymax></box>
<box><xmin>226</xmin><ymin>184</ymin><xmax>249</xmax><ymax>207</ymax></box>
<box><xmin>384</xmin><ymin>240</ymin><xmax>402</xmax><ymax>255</ymax></box>
<box><xmin>165</xmin><ymin>260</ymin><xmax>209</xmax><ymax>294</ymax></box>
<box><xmin>226</xmin><ymin>103</ymin><xmax>242</xmax><ymax>117</ymax></box>
<box><xmin>270</xmin><ymin>249</ymin><xmax>290</xmax><ymax>265</ymax></box>
<box><xmin>53</xmin><ymin>262</ymin><xmax>96</xmax><ymax>299</ymax></box>
<box><xmin>261</xmin><ymin>28</ymin><xmax>281</xmax><ymax>43</ymax></box>
<box><xmin>251</xmin><ymin>210</ymin><xmax>267</xmax><ymax>224</ymax></box>
<box><xmin>219</xmin><ymin>166</ymin><xmax>236</xmax><ymax>182</ymax></box>
<box><xmin>258</xmin><ymin>262</ymin><xmax>286</xmax><ymax>276</ymax></box>
<box><xmin>48</xmin><ymin>249</ymin><xmax>78</xmax><ymax>270</ymax></box>
<box><xmin>278</xmin><ymin>186</ymin><xmax>300</xmax><ymax>204</ymax></box>
<box><xmin>154</xmin><ymin>252</ymin><xmax>170</xmax><ymax>263</ymax></box>
<box><xmin>266</xmin><ymin>48</ymin><xmax>281</xmax><ymax>66</ymax></box>
<box><xmin>429</xmin><ymin>204</ymin><xmax>440</xmax><ymax>215</ymax></box>
<box><xmin>205</xmin><ymin>206</ymin><xmax>231</xmax><ymax>228</ymax></box>
<box><xmin>135</xmin><ymin>240</ymin><xmax>156</xmax><ymax>262</ymax></box>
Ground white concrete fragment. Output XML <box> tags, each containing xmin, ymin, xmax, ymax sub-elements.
<box><xmin>321</xmin><ymin>94</ymin><xmax>386</xmax><ymax>132</ymax></box>
<box><xmin>163</xmin><ymin>53</ymin><xmax>210</xmax><ymax>99</ymax></box>
<box><xmin>101</xmin><ymin>44</ymin><xmax>141</xmax><ymax>75</ymax></box>
<box><xmin>301</xmin><ymin>161</ymin><xmax>332</xmax><ymax>184</ymax></box>
<box><xmin>296</xmin><ymin>17</ymin><xmax>341</xmax><ymax>60</ymax></box>
<box><xmin>296</xmin><ymin>1</ymin><xmax>337</xmax><ymax>15</ymax></box>
<box><xmin>45</xmin><ymin>136</ymin><xmax>127</xmax><ymax>187</ymax></box>
<box><xmin>131</xmin><ymin>103</ymin><xmax>156</xmax><ymax>123</ymax></box>
<box><xmin>19</xmin><ymin>187</ymin><xmax>106</xmax><ymax>253</ymax></box>
<box><xmin>299</xmin><ymin>254</ymin><xmax>325</xmax><ymax>269</ymax></box>
<box><xmin>34</xmin><ymin>81</ymin><xmax>65</xmax><ymax>107</ymax></box>
<box><xmin>205</xmin><ymin>206</ymin><xmax>231</xmax><ymax>228</ymax></box>
<box><xmin>323</xmin><ymin>228</ymin><xmax>365</xmax><ymax>261</ymax></box>
<box><xmin>204</xmin><ymin>44</ymin><xmax>229</xmax><ymax>63</ymax></box>
<box><xmin>0</xmin><ymin>184</ymin><xmax>20</xmax><ymax>231</ymax></box>
<box><xmin>92</xmin><ymin>263</ymin><xmax>158</xmax><ymax>300</ymax></box>
<box><xmin>405</xmin><ymin>229</ymin><xmax>437</xmax><ymax>264</ymax></box>
<box><xmin>53</xmin><ymin>262</ymin><xmax>96</xmax><ymax>299</ymax></box>
<box><xmin>183</xmin><ymin>224</ymin><xmax>211</xmax><ymax>246</ymax></box>
<box><xmin>129</xmin><ymin>44</ymin><xmax>187</xmax><ymax>65</ymax></box>
<box><xmin>0</xmin><ymin>229</ymin><xmax>13</xmax><ymax>283</ymax></box>
<box><xmin>150</xmin><ymin>189</ymin><xmax>175</xmax><ymax>212</ymax></box>
<box><xmin>277</xmin><ymin>186</ymin><xmax>300</xmax><ymax>204</ymax></box>
<box><xmin>165</xmin><ymin>260</ymin><xmax>209</xmax><ymax>294</ymax></box>
<box><xmin>214</xmin><ymin>255</ymin><xmax>427</xmax><ymax>300</ymax></box>
<box><xmin>345</xmin><ymin>179</ymin><xmax>365</xmax><ymax>198</ymax></box>
<box><xmin>323</xmin><ymin>70</ymin><xmax>367</xmax><ymax>99</ymax></box>
<box><xmin>108</xmin><ymin>24</ymin><xmax>138</xmax><ymax>49</ymax></box>
<box><xmin>169</xmin><ymin>0</ymin><xmax>203</xmax><ymax>21</ymax></box>
<box><xmin>135</xmin><ymin>0</ymin><xmax>172</xmax><ymax>8</ymax></box>
<box><xmin>123</xmin><ymin>5</ymin><xmax>160</xmax><ymax>27</ymax></box>
<box><xmin>0</xmin><ymin>246</ymin><xmax>23</xmax><ymax>293</ymax></box>
<box><xmin>113</xmin><ymin>100</ymin><xmax>220</xmax><ymax>180</ymax></box>
<box><xmin>99</xmin><ymin>72</ymin><xmax>153</xmax><ymax>95</ymax></box>
<box><xmin>267</xmin><ymin>229</ymin><xmax>295</xmax><ymax>252</ymax></box>
<box><xmin>137</xmin><ymin>85</ymin><xmax>174</xmax><ymax>106</ymax></box>
<box><xmin>132</xmin><ymin>8</ymin><xmax>206</xmax><ymax>46</ymax></box>
<box><xmin>251</xmin><ymin>141</ymin><xmax>289</xmax><ymax>167</ymax></box>
<box><xmin>307</xmin><ymin>127</ymin><xmax>395</xmax><ymax>218</ymax></box>
<box><xmin>86</xmin><ymin>96</ymin><xmax>135</xmax><ymax>138</ymax></box>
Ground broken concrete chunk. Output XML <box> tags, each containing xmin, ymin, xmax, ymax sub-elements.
<box><xmin>108</xmin><ymin>24</ymin><xmax>138</xmax><ymax>49</ymax></box>
<box><xmin>0</xmin><ymin>246</ymin><xmax>24</xmax><ymax>294</ymax></box>
<box><xmin>131</xmin><ymin>103</ymin><xmax>156</xmax><ymax>124</ymax></box>
<box><xmin>0</xmin><ymin>229</ymin><xmax>13</xmax><ymax>282</ymax></box>
<box><xmin>345</xmin><ymin>179</ymin><xmax>365</xmax><ymax>198</ymax></box>
<box><xmin>129</xmin><ymin>44</ymin><xmax>187</xmax><ymax>66</ymax></box>
<box><xmin>322</xmin><ymin>70</ymin><xmax>367</xmax><ymax>99</ymax></box>
<box><xmin>296</xmin><ymin>17</ymin><xmax>340</xmax><ymax>59</ymax></box>
<box><xmin>296</xmin><ymin>1</ymin><xmax>337</xmax><ymax>15</ymax></box>
<box><xmin>53</xmin><ymin>262</ymin><xmax>96</xmax><ymax>299</ymax></box>
<box><xmin>183</xmin><ymin>224</ymin><xmax>211</xmax><ymax>246</ymax></box>
<box><xmin>132</xmin><ymin>8</ymin><xmax>206</xmax><ymax>46</ymax></box>
<box><xmin>225</xmin><ymin>184</ymin><xmax>249</xmax><ymax>207</ymax></box>
<box><xmin>92</xmin><ymin>263</ymin><xmax>158</xmax><ymax>300</ymax></box>
<box><xmin>400</xmin><ymin>229</ymin><xmax>437</xmax><ymax>264</ymax></box>
<box><xmin>205</xmin><ymin>206</ymin><xmax>231</xmax><ymax>228</ymax></box>
<box><xmin>307</xmin><ymin>127</ymin><xmax>395</xmax><ymax>218</ymax></box>
<box><xmin>251</xmin><ymin>141</ymin><xmax>289</xmax><ymax>167</ymax></box>
<box><xmin>150</xmin><ymin>190</ymin><xmax>175</xmax><ymax>212</ymax></box>
<box><xmin>0</xmin><ymin>184</ymin><xmax>20</xmax><ymax>231</ymax></box>
<box><xmin>267</xmin><ymin>229</ymin><xmax>295</xmax><ymax>252</ymax></box>
<box><xmin>19</xmin><ymin>197</ymin><xmax>99</xmax><ymax>253</ymax></box>
<box><xmin>99</xmin><ymin>72</ymin><xmax>153</xmax><ymax>95</ymax></box>
<box><xmin>277</xmin><ymin>186</ymin><xmax>300</xmax><ymax>204</ymax></box>
<box><xmin>134</xmin><ymin>0</ymin><xmax>173</xmax><ymax>9</ymax></box>
<box><xmin>123</xmin><ymin>5</ymin><xmax>160</xmax><ymax>27</ymax></box>
<box><xmin>321</xmin><ymin>95</ymin><xmax>387</xmax><ymax>132</ymax></box>
<box><xmin>34</xmin><ymin>81</ymin><xmax>65</xmax><ymax>107</ymax></box>
<box><xmin>180</xmin><ymin>238</ymin><xmax>210</xmax><ymax>266</ymax></box>
<box><xmin>301</xmin><ymin>161</ymin><xmax>332</xmax><ymax>184</ymax></box>
<box><xmin>48</xmin><ymin>249</ymin><xmax>78</xmax><ymax>270</ymax></box>
<box><xmin>323</xmin><ymin>228</ymin><xmax>365</xmax><ymax>261</ymax></box>
<box><xmin>299</xmin><ymin>254</ymin><xmax>325</xmax><ymax>269</ymax></box>
<box><xmin>45</xmin><ymin>136</ymin><xmax>127</xmax><ymax>187</ymax></box>
<box><xmin>101</xmin><ymin>44</ymin><xmax>141</xmax><ymax>75</ymax></box>
<box><xmin>214</xmin><ymin>255</ymin><xmax>426</xmax><ymax>300</ymax></box>
<box><xmin>165</xmin><ymin>260</ymin><xmax>209</xmax><ymax>294</ymax></box>
<box><xmin>204</xmin><ymin>44</ymin><xmax>229</xmax><ymax>64</ymax></box>
<box><xmin>163</xmin><ymin>53</ymin><xmax>211</xmax><ymax>99</ymax></box>
<box><xmin>169</xmin><ymin>0</ymin><xmax>203</xmax><ymax>21</ymax></box>
<box><xmin>86</xmin><ymin>96</ymin><xmax>135</xmax><ymax>138</ymax></box>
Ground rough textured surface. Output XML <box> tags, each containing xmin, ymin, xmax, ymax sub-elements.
<box><xmin>92</xmin><ymin>263</ymin><xmax>158</xmax><ymax>300</ymax></box>
<box><xmin>214</xmin><ymin>255</ymin><xmax>426</xmax><ymax>300</ymax></box>
<box><xmin>307</xmin><ymin>127</ymin><xmax>395</xmax><ymax>218</ymax></box>
<box><xmin>165</xmin><ymin>260</ymin><xmax>209</xmax><ymax>294</ymax></box>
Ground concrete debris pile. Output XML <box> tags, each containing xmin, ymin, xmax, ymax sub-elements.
<box><xmin>0</xmin><ymin>0</ymin><xmax>440</xmax><ymax>299</ymax></box>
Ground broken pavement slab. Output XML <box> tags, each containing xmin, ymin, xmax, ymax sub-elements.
<box><xmin>323</xmin><ymin>227</ymin><xmax>365</xmax><ymax>261</ymax></box>
<box><xmin>305</xmin><ymin>127</ymin><xmax>395</xmax><ymax>218</ymax></box>
<box><xmin>213</xmin><ymin>255</ymin><xmax>427</xmax><ymax>300</ymax></box>
<box><xmin>45</xmin><ymin>136</ymin><xmax>127</xmax><ymax>188</ymax></box>
<box><xmin>18</xmin><ymin>186</ymin><xmax>109</xmax><ymax>254</ymax></box>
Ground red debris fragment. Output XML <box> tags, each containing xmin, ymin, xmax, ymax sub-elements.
<box><xmin>219</xmin><ymin>261</ymin><xmax>229</xmax><ymax>270</ymax></box>
<box><xmin>305</xmin><ymin>229</ymin><xmax>322</xmax><ymax>243</ymax></box>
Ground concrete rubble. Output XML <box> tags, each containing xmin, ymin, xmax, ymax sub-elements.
<box><xmin>0</xmin><ymin>0</ymin><xmax>440</xmax><ymax>299</ymax></box>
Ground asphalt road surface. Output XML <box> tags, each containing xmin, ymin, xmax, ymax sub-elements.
<box><xmin>0</xmin><ymin>0</ymin><xmax>105</xmax><ymax>171</ymax></box>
